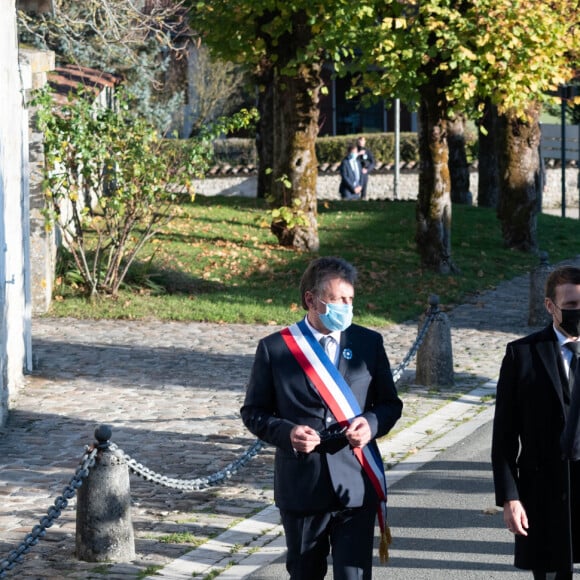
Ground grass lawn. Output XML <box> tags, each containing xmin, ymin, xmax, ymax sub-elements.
<box><xmin>49</xmin><ymin>195</ymin><xmax>580</xmax><ymax>327</ymax></box>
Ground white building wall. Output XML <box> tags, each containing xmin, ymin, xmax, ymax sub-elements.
<box><xmin>0</xmin><ymin>0</ymin><xmax>31</xmax><ymax>427</ymax></box>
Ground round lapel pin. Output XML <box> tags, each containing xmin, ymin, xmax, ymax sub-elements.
<box><xmin>342</xmin><ymin>348</ymin><xmax>353</xmax><ymax>360</ymax></box>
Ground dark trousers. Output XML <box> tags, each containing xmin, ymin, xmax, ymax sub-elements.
<box><xmin>360</xmin><ymin>174</ymin><xmax>369</xmax><ymax>199</ymax></box>
<box><xmin>532</xmin><ymin>572</ymin><xmax>572</xmax><ymax>579</ymax></box>
<box><xmin>280</xmin><ymin>506</ymin><xmax>376</xmax><ymax>580</ymax></box>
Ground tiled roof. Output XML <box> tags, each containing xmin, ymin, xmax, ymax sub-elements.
<box><xmin>47</xmin><ymin>64</ymin><xmax>122</xmax><ymax>105</ymax></box>
<box><xmin>205</xmin><ymin>160</ymin><xmax>424</xmax><ymax>177</ymax></box>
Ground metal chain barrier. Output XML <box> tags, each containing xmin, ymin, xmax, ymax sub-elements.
<box><xmin>112</xmin><ymin>438</ymin><xmax>265</xmax><ymax>491</ymax></box>
<box><xmin>0</xmin><ymin>298</ymin><xmax>439</xmax><ymax>577</ymax></box>
<box><xmin>0</xmin><ymin>446</ymin><xmax>97</xmax><ymax>579</ymax></box>
<box><xmin>391</xmin><ymin>296</ymin><xmax>439</xmax><ymax>384</ymax></box>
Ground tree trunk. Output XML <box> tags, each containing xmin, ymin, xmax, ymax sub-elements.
<box><xmin>253</xmin><ymin>10</ymin><xmax>320</xmax><ymax>251</ymax></box>
<box><xmin>497</xmin><ymin>104</ymin><xmax>541</xmax><ymax>252</ymax></box>
<box><xmin>256</xmin><ymin>64</ymin><xmax>274</xmax><ymax>200</ymax></box>
<box><xmin>477</xmin><ymin>99</ymin><xmax>500</xmax><ymax>208</ymax></box>
<box><xmin>448</xmin><ymin>113</ymin><xmax>471</xmax><ymax>205</ymax></box>
<box><xmin>268</xmin><ymin>64</ymin><xmax>321</xmax><ymax>252</ymax></box>
<box><xmin>415</xmin><ymin>90</ymin><xmax>457</xmax><ymax>274</ymax></box>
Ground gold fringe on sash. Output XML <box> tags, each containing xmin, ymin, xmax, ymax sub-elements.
<box><xmin>379</xmin><ymin>522</ymin><xmax>392</xmax><ymax>564</ymax></box>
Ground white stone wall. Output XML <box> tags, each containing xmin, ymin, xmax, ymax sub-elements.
<box><xmin>192</xmin><ymin>166</ymin><xmax>579</xmax><ymax>208</ymax></box>
<box><xmin>0</xmin><ymin>0</ymin><xmax>31</xmax><ymax>427</ymax></box>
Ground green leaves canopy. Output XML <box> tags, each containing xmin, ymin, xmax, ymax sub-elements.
<box><xmin>358</xmin><ymin>0</ymin><xmax>578</xmax><ymax>120</ymax></box>
<box><xmin>192</xmin><ymin>0</ymin><xmax>376</xmax><ymax>74</ymax></box>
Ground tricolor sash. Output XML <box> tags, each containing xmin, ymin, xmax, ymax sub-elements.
<box><xmin>280</xmin><ymin>319</ymin><xmax>392</xmax><ymax>563</ymax></box>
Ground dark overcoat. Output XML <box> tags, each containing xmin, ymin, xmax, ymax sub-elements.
<box><xmin>241</xmin><ymin>322</ymin><xmax>403</xmax><ymax>513</ymax></box>
<box><xmin>492</xmin><ymin>325</ymin><xmax>580</xmax><ymax>571</ymax></box>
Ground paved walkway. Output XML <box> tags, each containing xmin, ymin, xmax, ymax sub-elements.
<box><xmin>0</xmin><ymin>267</ymin><xmax>555</xmax><ymax>579</ymax></box>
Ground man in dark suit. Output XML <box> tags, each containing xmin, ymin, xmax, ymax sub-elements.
<box><xmin>339</xmin><ymin>143</ymin><xmax>363</xmax><ymax>200</ymax></box>
<box><xmin>492</xmin><ymin>265</ymin><xmax>580</xmax><ymax>579</ymax></box>
<box><xmin>241</xmin><ymin>256</ymin><xmax>403</xmax><ymax>580</ymax></box>
<box><xmin>356</xmin><ymin>136</ymin><xmax>376</xmax><ymax>200</ymax></box>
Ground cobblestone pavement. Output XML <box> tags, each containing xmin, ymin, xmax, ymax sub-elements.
<box><xmin>0</xmin><ymin>270</ymin><xmax>547</xmax><ymax>579</ymax></box>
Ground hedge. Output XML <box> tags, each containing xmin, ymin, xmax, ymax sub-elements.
<box><xmin>166</xmin><ymin>132</ymin><xmax>478</xmax><ymax>168</ymax></box>
<box><xmin>210</xmin><ymin>133</ymin><xmax>420</xmax><ymax>166</ymax></box>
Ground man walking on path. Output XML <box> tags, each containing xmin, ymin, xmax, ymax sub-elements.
<box><xmin>241</xmin><ymin>257</ymin><xmax>403</xmax><ymax>579</ymax></box>
<box><xmin>492</xmin><ymin>266</ymin><xmax>580</xmax><ymax>579</ymax></box>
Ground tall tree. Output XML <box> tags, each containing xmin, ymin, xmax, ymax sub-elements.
<box><xmin>356</xmin><ymin>0</ymin><xmax>577</xmax><ymax>269</ymax></box>
<box><xmin>355</xmin><ymin>1</ymin><xmax>478</xmax><ymax>272</ymax></box>
<box><xmin>465</xmin><ymin>0</ymin><xmax>576</xmax><ymax>250</ymax></box>
<box><xmin>191</xmin><ymin>1</ymin><xmax>375</xmax><ymax>251</ymax></box>
<box><xmin>477</xmin><ymin>99</ymin><xmax>500</xmax><ymax>209</ymax></box>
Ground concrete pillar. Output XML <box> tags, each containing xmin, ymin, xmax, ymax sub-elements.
<box><xmin>19</xmin><ymin>48</ymin><xmax>57</xmax><ymax>315</ymax></box>
<box><xmin>416</xmin><ymin>295</ymin><xmax>454</xmax><ymax>387</ymax></box>
<box><xmin>528</xmin><ymin>251</ymin><xmax>553</xmax><ymax>327</ymax></box>
<box><xmin>76</xmin><ymin>425</ymin><xmax>135</xmax><ymax>562</ymax></box>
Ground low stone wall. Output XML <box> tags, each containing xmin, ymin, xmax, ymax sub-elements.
<box><xmin>192</xmin><ymin>166</ymin><xmax>579</xmax><ymax>209</ymax></box>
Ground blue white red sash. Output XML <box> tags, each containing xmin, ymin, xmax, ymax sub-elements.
<box><xmin>280</xmin><ymin>319</ymin><xmax>391</xmax><ymax>562</ymax></box>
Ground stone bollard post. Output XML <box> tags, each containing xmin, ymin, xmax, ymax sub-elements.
<box><xmin>415</xmin><ymin>295</ymin><xmax>454</xmax><ymax>386</ymax></box>
<box><xmin>76</xmin><ymin>425</ymin><xmax>135</xmax><ymax>562</ymax></box>
<box><xmin>528</xmin><ymin>251</ymin><xmax>553</xmax><ymax>327</ymax></box>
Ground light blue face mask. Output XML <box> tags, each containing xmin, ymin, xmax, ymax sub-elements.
<box><xmin>318</xmin><ymin>299</ymin><xmax>353</xmax><ymax>332</ymax></box>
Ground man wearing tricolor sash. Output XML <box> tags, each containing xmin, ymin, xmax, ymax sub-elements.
<box><xmin>241</xmin><ymin>257</ymin><xmax>403</xmax><ymax>579</ymax></box>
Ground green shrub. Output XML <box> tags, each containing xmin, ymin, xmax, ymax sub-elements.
<box><xmin>173</xmin><ymin>131</ymin><xmax>478</xmax><ymax>169</ymax></box>
<box><xmin>315</xmin><ymin>133</ymin><xmax>419</xmax><ymax>164</ymax></box>
<box><xmin>203</xmin><ymin>133</ymin><xmax>422</xmax><ymax>167</ymax></box>
<box><xmin>212</xmin><ymin>138</ymin><xmax>258</xmax><ymax>165</ymax></box>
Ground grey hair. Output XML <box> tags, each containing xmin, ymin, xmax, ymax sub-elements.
<box><xmin>299</xmin><ymin>257</ymin><xmax>357</xmax><ymax>310</ymax></box>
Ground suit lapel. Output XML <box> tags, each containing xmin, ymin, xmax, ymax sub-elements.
<box><xmin>536</xmin><ymin>325</ymin><xmax>568</xmax><ymax>408</ymax></box>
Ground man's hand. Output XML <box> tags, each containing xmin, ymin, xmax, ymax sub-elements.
<box><xmin>290</xmin><ymin>425</ymin><xmax>321</xmax><ymax>454</ymax></box>
<box><xmin>346</xmin><ymin>417</ymin><xmax>371</xmax><ymax>448</ymax></box>
<box><xmin>503</xmin><ymin>500</ymin><xmax>529</xmax><ymax>536</ymax></box>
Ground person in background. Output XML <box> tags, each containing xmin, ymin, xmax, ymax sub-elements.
<box><xmin>492</xmin><ymin>265</ymin><xmax>580</xmax><ymax>579</ymax></box>
<box><xmin>339</xmin><ymin>143</ymin><xmax>362</xmax><ymax>200</ymax></box>
<box><xmin>241</xmin><ymin>256</ymin><xmax>403</xmax><ymax>580</ymax></box>
<box><xmin>356</xmin><ymin>136</ymin><xmax>376</xmax><ymax>200</ymax></box>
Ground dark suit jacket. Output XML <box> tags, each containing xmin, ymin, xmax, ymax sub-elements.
<box><xmin>339</xmin><ymin>156</ymin><xmax>362</xmax><ymax>199</ymax></box>
<box><xmin>492</xmin><ymin>325</ymin><xmax>580</xmax><ymax>571</ymax></box>
<box><xmin>357</xmin><ymin>147</ymin><xmax>375</xmax><ymax>173</ymax></box>
<box><xmin>241</xmin><ymin>322</ymin><xmax>403</xmax><ymax>514</ymax></box>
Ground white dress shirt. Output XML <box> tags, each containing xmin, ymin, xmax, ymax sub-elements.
<box><xmin>304</xmin><ymin>316</ymin><xmax>341</xmax><ymax>366</ymax></box>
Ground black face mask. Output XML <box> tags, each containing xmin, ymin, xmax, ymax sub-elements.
<box><xmin>559</xmin><ymin>308</ymin><xmax>580</xmax><ymax>337</ymax></box>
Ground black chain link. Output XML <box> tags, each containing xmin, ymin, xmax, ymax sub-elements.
<box><xmin>0</xmin><ymin>447</ymin><xmax>97</xmax><ymax>579</ymax></box>
<box><xmin>391</xmin><ymin>300</ymin><xmax>439</xmax><ymax>384</ymax></box>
